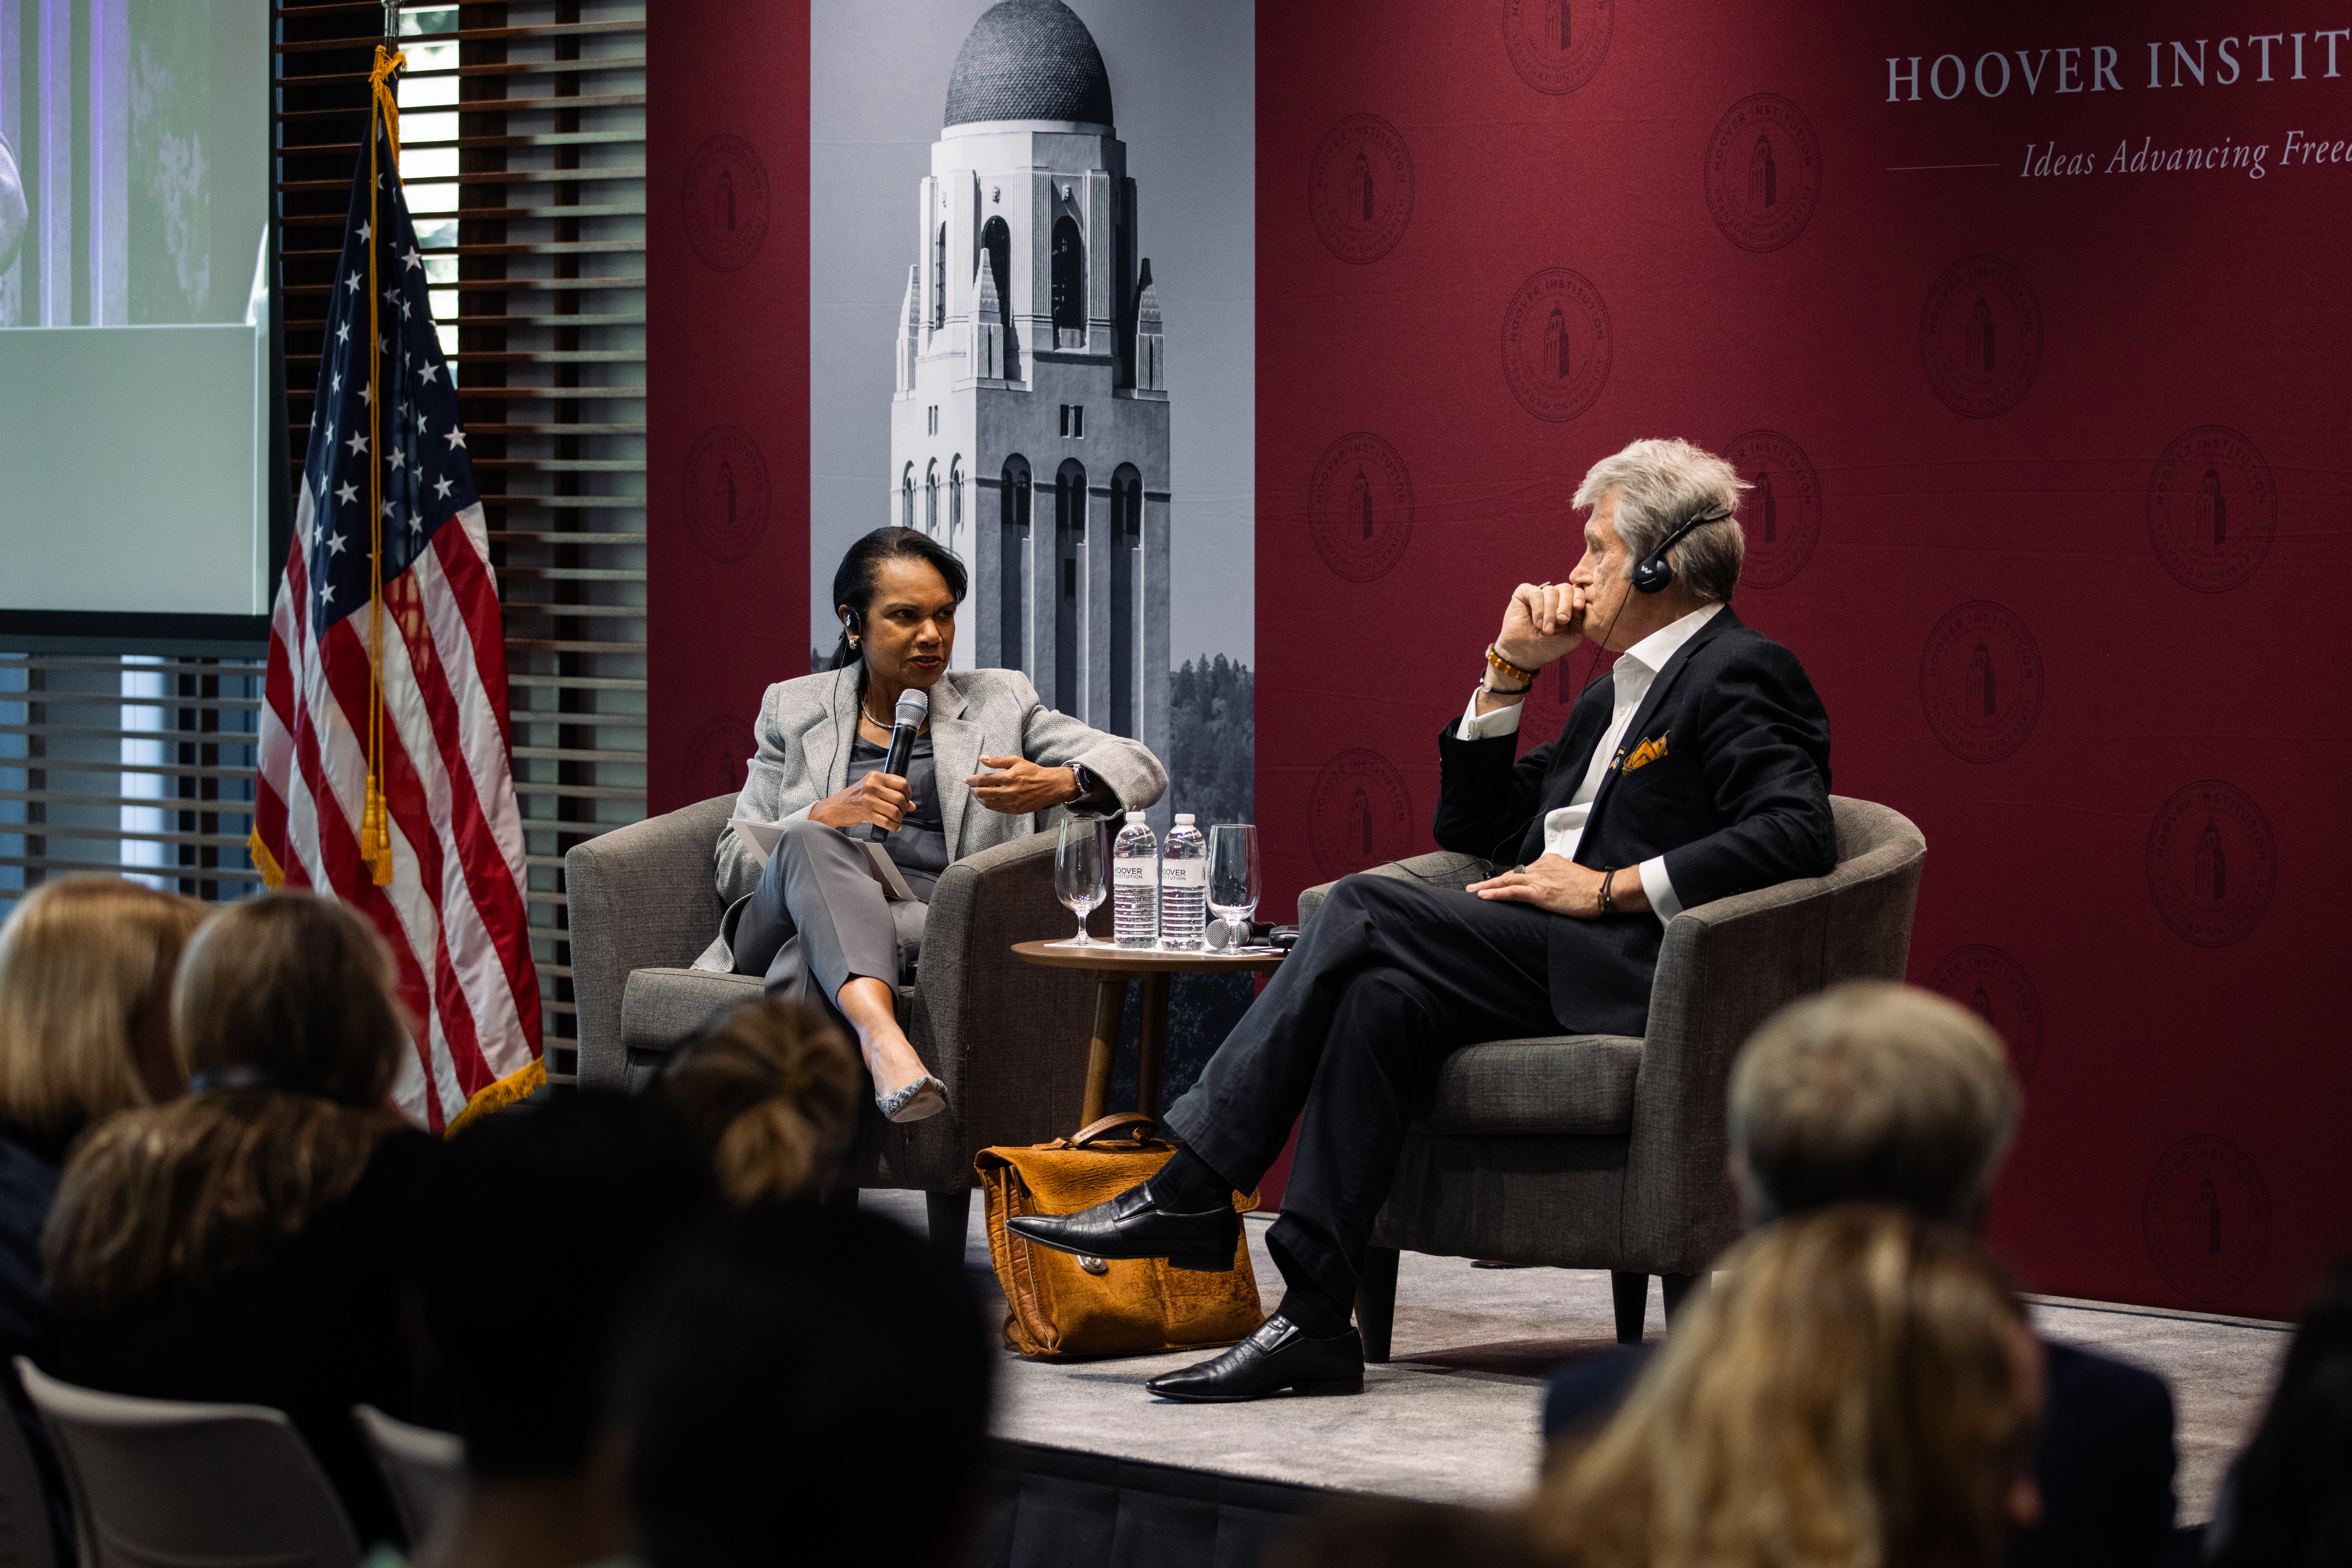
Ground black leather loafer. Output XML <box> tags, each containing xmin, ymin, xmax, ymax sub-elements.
<box><xmin>1005</xmin><ymin>1181</ymin><xmax>1241</xmax><ymax>1272</ymax></box>
<box><xmin>1145</xmin><ymin>1314</ymin><xmax>1365</xmax><ymax>1402</ymax></box>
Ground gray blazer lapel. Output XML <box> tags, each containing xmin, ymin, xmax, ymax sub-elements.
<box><xmin>818</xmin><ymin>680</ymin><xmax>859</xmax><ymax>795</ymax></box>
<box><xmin>928</xmin><ymin>675</ymin><xmax>983</xmax><ymax>856</ymax></box>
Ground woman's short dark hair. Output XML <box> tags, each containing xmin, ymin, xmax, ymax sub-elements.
<box><xmin>826</xmin><ymin>527</ymin><xmax>968</xmax><ymax>672</ymax></box>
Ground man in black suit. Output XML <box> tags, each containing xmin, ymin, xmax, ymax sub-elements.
<box><xmin>1010</xmin><ymin>437</ymin><xmax>1836</xmax><ymax>1402</ymax></box>
<box><xmin>1542</xmin><ymin>982</ymin><xmax>2181</xmax><ymax>1567</ymax></box>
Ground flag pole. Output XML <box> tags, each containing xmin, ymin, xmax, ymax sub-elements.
<box><xmin>360</xmin><ymin>43</ymin><xmax>406</xmax><ymax>886</ymax></box>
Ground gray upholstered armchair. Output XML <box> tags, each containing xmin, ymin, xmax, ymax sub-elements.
<box><xmin>565</xmin><ymin>794</ymin><xmax>1106</xmax><ymax>1257</ymax></box>
<box><xmin>1295</xmin><ymin>795</ymin><xmax>1926</xmax><ymax>1357</ymax></box>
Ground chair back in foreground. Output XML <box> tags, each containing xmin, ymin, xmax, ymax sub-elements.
<box><xmin>351</xmin><ymin>1406</ymin><xmax>463</xmax><ymax>1557</ymax></box>
<box><xmin>0</xmin><ymin>1384</ymin><xmax>56</xmax><ymax>1568</ymax></box>
<box><xmin>14</xmin><ymin>1359</ymin><xmax>359</xmax><ymax>1568</ymax></box>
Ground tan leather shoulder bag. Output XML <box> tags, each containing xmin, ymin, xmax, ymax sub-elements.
<box><xmin>976</xmin><ymin>1112</ymin><xmax>1264</xmax><ymax>1360</ymax></box>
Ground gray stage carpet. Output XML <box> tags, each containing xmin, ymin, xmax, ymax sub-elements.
<box><xmin>865</xmin><ymin>1192</ymin><xmax>2292</xmax><ymax>1526</ymax></box>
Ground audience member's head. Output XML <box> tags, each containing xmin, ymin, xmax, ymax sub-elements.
<box><xmin>0</xmin><ymin>877</ymin><xmax>210</xmax><ymax>1143</ymax></box>
<box><xmin>616</xmin><ymin>1205</ymin><xmax>995</xmax><ymax>1568</ymax></box>
<box><xmin>403</xmin><ymin>1096</ymin><xmax>715</xmax><ymax>1568</ymax></box>
<box><xmin>43</xmin><ymin>891</ymin><xmax>411</xmax><ymax>1314</ymax></box>
<box><xmin>1728</xmin><ymin>980</ymin><xmax>2019</xmax><ymax>1229</ymax></box>
<box><xmin>170</xmin><ymin>889</ymin><xmax>411</xmax><ymax>1105</ymax></box>
<box><xmin>2206</xmin><ymin>1251</ymin><xmax>2352</xmax><ymax>1567</ymax></box>
<box><xmin>1529</xmin><ymin>1205</ymin><xmax>2043</xmax><ymax>1568</ymax></box>
<box><xmin>1267</xmin><ymin>1499</ymin><xmax>1554</xmax><ymax>1568</ymax></box>
<box><xmin>655</xmin><ymin>998</ymin><xmax>860</xmax><ymax>1206</ymax></box>
<box><xmin>421</xmin><ymin>1092</ymin><xmax>714</xmax><ymax>1483</ymax></box>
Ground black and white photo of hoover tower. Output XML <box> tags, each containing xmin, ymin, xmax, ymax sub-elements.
<box><xmin>888</xmin><ymin>0</ymin><xmax>1170</xmax><ymax>762</ymax></box>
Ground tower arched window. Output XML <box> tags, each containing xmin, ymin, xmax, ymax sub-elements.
<box><xmin>931</xmin><ymin>222</ymin><xmax>947</xmax><ymax>329</ymax></box>
<box><xmin>981</xmin><ymin>217</ymin><xmax>1015</xmax><ymax>377</ymax></box>
<box><xmin>901</xmin><ymin>464</ymin><xmax>915</xmax><ymax>530</ymax></box>
<box><xmin>1051</xmin><ymin>216</ymin><xmax>1084</xmax><ymax>345</ymax></box>
<box><xmin>924</xmin><ymin>460</ymin><xmax>939</xmax><ymax>536</ymax></box>
<box><xmin>949</xmin><ymin>457</ymin><xmax>964</xmax><ymax>552</ymax></box>
<box><xmin>1109</xmin><ymin>465</ymin><xmax>1143</xmax><ymax>737</ymax></box>
<box><xmin>1053</xmin><ymin>459</ymin><xmax>1087</xmax><ymax>712</ymax></box>
<box><xmin>999</xmin><ymin>456</ymin><xmax>1031</xmax><ymax>674</ymax></box>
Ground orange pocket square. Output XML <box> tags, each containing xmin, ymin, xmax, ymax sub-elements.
<box><xmin>1620</xmin><ymin>732</ymin><xmax>1669</xmax><ymax>773</ymax></box>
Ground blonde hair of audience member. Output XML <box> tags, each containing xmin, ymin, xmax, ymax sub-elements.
<box><xmin>1729</xmin><ymin>981</ymin><xmax>2019</xmax><ymax>1229</ymax></box>
<box><xmin>43</xmin><ymin>892</ymin><xmax>412</xmax><ymax>1315</ymax></box>
<box><xmin>0</xmin><ymin>877</ymin><xmax>210</xmax><ymax>1136</ymax></box>
<box><xmin>1529</xmin><ymin>1206</ymin><xmax>2043</xmax><ymax>1568</ymax></box>
<box><xmin>655</xmin><ymin>998</ymin><xmax>860</xmax><ymax>1205</ymax></box>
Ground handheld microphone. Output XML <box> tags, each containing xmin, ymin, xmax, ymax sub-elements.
<box><xmin>871</xmin><ymin>686</ymin><xmax>929</xmax><ymax>839</ymax></box>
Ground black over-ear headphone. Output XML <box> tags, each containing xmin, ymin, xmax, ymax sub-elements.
<box><xmin>1630</xmin><ymin>506</ymin><xmax>1731</xmax><ymax>595</ymax></box>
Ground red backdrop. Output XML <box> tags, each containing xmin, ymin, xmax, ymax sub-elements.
<box><xmin>647</xmin><ymin>1</ymin><xmax>811</xmax><ymax>817</ymax></box>
<box><xmin>1256</xmin><ymin>0</ymin><xmax>2351</xmax><ymax>1320</ymax></box>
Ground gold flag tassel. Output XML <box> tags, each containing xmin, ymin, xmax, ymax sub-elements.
<box><xmin>358</xmin><ymin>44</ymin><xmax>406</xmax><ymax>887</ymax></box>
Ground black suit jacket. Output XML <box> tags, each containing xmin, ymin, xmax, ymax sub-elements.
<box><xmin>1431</xmin><ymin>606</ymin><xmax>1834</xmax><ymax>1035</ymax></box>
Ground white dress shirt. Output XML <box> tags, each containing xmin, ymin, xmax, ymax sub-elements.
<box><xmin>1456</xmin><ymin>603</ymin><xmax>1724</xmax><ymax>928</ymax></box>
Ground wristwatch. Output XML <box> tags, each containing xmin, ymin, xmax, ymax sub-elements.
<box><xmin>1067</xmin><ymin>761</ymin><xmax>1099</xmax><ymax>805</ymax></box>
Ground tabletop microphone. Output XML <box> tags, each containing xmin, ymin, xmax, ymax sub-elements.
<box><xmin>872</xmin><ymin>686</ymin><xmax>929</xmax><ymax>839</ymax></box>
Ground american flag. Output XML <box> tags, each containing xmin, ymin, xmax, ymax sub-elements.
<box><xmin>253</xmin><ymin>80</ymin><xmax>539</xmax><ymax>1128</ymax></box>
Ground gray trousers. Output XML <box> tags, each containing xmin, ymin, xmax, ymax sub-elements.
<box><xmin>727</xmin><ymin>818</ymin><xmax>927</xmax><ymax>1019</ymax></box>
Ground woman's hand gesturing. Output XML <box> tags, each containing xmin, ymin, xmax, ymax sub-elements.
<box><xmin>809</xmin><ymin>770</ymin><xmax>912</xmax><ymax>834</ymax></box>
<box><xmin>967</xmin><ymin>755</ymin><xmax>1079</xmax><ymax>816</ymax></box>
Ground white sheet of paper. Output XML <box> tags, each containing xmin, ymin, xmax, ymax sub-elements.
<box><xmin>729</xmin><ymin>817</ymin><xmax>917</xmax><ymax>902</ymax></box>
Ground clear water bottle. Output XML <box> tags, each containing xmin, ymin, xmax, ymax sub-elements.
<box><xmin>1112</xmin><ymin>810</ymin><xmax>1160</xmax><ymax>949</ymax></box>
<box><xmin>1160</xmin><ymin>813</ymin><xmax>1208</xmax><ymax>951</ymax></box>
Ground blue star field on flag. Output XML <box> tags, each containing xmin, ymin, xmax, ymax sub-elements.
<box><xmin>302</xmin><ymin>118</ymin><xmax>480</xmax><ymax>630</ymax></box>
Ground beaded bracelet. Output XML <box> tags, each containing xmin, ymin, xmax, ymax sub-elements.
<box><xmin>1485</xmin><ymin>644</ymin><xmax>1538</xmax><ymax>684</ymax></box>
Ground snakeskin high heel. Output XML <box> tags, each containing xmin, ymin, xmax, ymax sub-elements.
<box><xmin>876</xmin><ymin>1074</ymin><xmax>947</xmax><ymax>1124</ymax></box>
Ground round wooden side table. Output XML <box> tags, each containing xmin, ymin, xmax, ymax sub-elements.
<box><xmin>1010</xmin><ymin>940</ymin><xmax>1285</xmax><ymax>1125</ymax></box>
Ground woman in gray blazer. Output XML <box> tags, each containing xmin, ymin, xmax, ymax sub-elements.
<box><xmin>694</xmin><ymin>528</ymin><xmax>1167</xmax><ymax>1123</ymax></box>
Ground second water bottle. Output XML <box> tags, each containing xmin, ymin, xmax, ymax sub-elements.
<box><xmin>1160</xmin><ymin>812</ymin><xmax>1208</xmax><ymax>950</ymax></box>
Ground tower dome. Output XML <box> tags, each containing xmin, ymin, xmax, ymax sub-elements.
<box><xmin>944</xmin><ymin>0</ymin><xmax>1113</xmax><ymax>130</ymax></box>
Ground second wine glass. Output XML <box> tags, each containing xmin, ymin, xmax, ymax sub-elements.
<box><xmin>1054</xmin><ymin>815</ymin><xmax>1109</xmax><ymax>945</ymax></box>
<box><xmin>1207</xmin><ymin>823</ymin><xmax>1261</xmax><ymax>948</ymax></box>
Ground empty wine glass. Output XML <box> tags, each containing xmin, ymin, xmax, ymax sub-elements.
<box><xmin>1054</xmin><ymin>816</ymin><xmax>1109</xmax><ymax>945</ymax></box>
<box><xmin>1208</xmin><ymin>824</ymin><xmax>1261</xmax><ymax>948</ymax></box>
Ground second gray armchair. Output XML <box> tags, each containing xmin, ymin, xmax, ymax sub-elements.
<box><xmin>564</xmin><ymin>793</ymin><xmax>1107</xmax><ymax>1257</ymax></box>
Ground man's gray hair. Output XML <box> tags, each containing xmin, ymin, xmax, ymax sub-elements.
<box><xmin>1572</xmin><ymin>438</ymin><xmax>1749</xmax><ymax>603</ymax></box>
<box><xmin>1726</xmin><ymin>981</ymin><xmax>2022</xmax><ymax>1230</ymax></box>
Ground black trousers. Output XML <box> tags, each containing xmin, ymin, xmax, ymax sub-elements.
<box><xmin>727</xmin><ymin>818</ymin><xmax>926</xmax><ymax>1022</ymax></box>
<box><xmin>1160</xmin><ymin>873</ymin><xmax>1566</xmax><ymax>1315</ymax></box>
